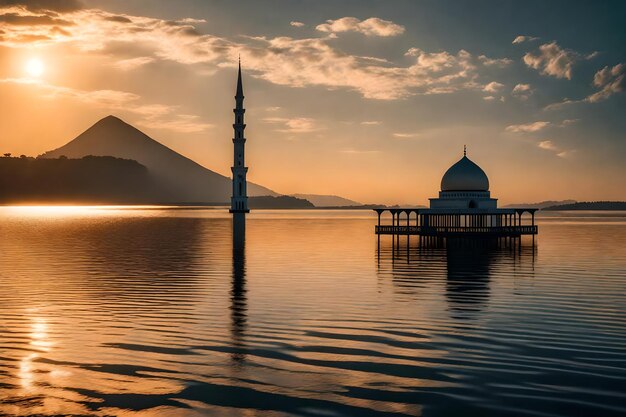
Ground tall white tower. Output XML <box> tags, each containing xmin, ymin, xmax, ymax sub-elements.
<box><xmin>230</xmin><ymin>59</ymin><xmax>249</xmax><ymax>214</ymax></box>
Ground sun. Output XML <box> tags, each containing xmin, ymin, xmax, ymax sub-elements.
<box><xmin>25</xmin><ymin>58</ymin><xmax>44</xmax><ymax>78</ymax></box>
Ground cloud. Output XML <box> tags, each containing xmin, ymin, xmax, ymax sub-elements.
<box><xmin>113</xmin><ymin>56</ymin><xmax>155</xmax><ymax>71</ymax></box>
<box><xmin>587</xmin><ymin>63</ymin><xmax>625</xmax><ymax>102</ymax></box>
<box><xmin>523</xmin><ymin>42</ymin><xmax>578</xmax><ymax>79</ymax></box>
<box><xmin>545</xmin><ymin>64</ymin><xmax>625</xmax><ymax>109</ymax></box>
<box><xmin>241</xmin><ymin>41</ymin><xmax>486</xmax><ymax>99</ymax></box>
<box><xmin>522</xmin><ymin>42</ymin><xmax>598</xmax><ymax>80</ymax></box>
<box><xmin>135</xmin><ymin>114</ymin><xmax>213</xmax><ymax>133</ymax></box>
<box><xmin>512</xmin><ymin>83</ymin><xmax>531</xmax><ymax>93</ymax></box>
<box><xmin>0</xmin><ymin>12</ymin><xmax>73</xmax><ymax>25</ymax></box>
<box><xmin>483</xmin><ymin>95</ymin><xmax>496</xmax><ymax>101</ymax></box>
<box><xmin>315</xmin><ymin>17</ymin><xmax>405</xmax><ymax>37</ymax></box>
<box><xmin>478</xmin><ymin>55</ymin><xmax>513</xmax><ymax>67</ymax></box>
<box><xmin>505</xmin><ymin>121</ymin><xmax>550</xmax><ymax>133</ymax></box>
<box><xmin>543</xmin><ymin>98</ymin><xmax>579</xmax><ymax>111</ymax></box>
<box><xmin>556</xmin><ymin>150</ymin><xmax>575</xmax><ymax>158</ymax></box>
<box><xmin>360</xmin><ymin>120</ymin><xmax>381</xmax><ymax>125</ymax></box>
<box><xmin>263</xmin><ymin>117</ymin><xmax>320</xmax><ymax>133</ymax></box>
<box><xmin>0</xmin><ymin>77</ymin><xmax>211</xmax><ymax>132</ymax></box>
<box><xmin>512</xmin><ymin>35</ymin><xmax>539</xmax><ymax>44</ymax></box>
<box><xmin>483</xmin><ymin>81</ymin><xmax>504</xmax><ymax>93</ymax></box>
<box><xmin>0</xmin><ymin>6</ymin><xmax>500</xmax><ymax>100</ymax></box>
<box><xmin>0</xmin><ymin>0</ymin><xmax>83</xmax><ymax>12</ymax></box>
<box><xmin>511</xmin><ymin>83</ymin><xmax>533</xmax><ymax>100</ymax></box>
<box><xmin>536</xmin><ymin>139</ymin><xmax>574</xmax><ymax>158</ymax></box>
<box><xmin>393</xmin><ymin>132</ymin><xmax>420</xmax><ymax>138</ymax></box>
<box><xmin>290</xmin><ymin>21</ymin><xmax>304</xmax><ymax>27</ymax></box>
<box><xmin>537</xmin><ymin>140</ymin><xmax>557</xmax><ymax>151</ymax></box>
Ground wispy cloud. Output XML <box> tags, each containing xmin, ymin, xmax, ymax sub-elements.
<box><xmin>290</xmin><ymin>21</ymin><xmax>305</xmax><ymax>27</ymax></box>
<box><xmin>505</xmin><ymin>121</ymin><xmax>550</xmax><ymax>133</ymax></box>
<box><xmin>263</xmin><ymin>117</ymin><xmax>321</xmax><ymax>133</ymax></box>
<box><xmin>0</xmin><ymin>5</ymin><xmax>511</xmax><ymax>100</ymax></box>
<box><xmin>559</xmin><ymin>119</ymin><xmax>578</xmax><ymax>127</ymax></box>
<box><xmin>1</xmin><ymin>0</ymin><xmax>83</xmax><ymax>12</ymax></box>
<box><xmin>587</xmin><ymin>63</ymin><xmax>625</xmax><ymax>103</ymax></box>
<box><xmin>315</xmin><ymin>17</ymin><xmax>405</xmax><ymax>37</ymax></box>
<box><xmin>393</xmin><ymin>132</ymin><xmax>421</xmax><ymax>138</ymax></box>
<box><xmin>113</xmin><ymin>56</ymin><xmax>155</xmax><ymax>71</ymax></box>
<box><xmin>544</xmin><ymin>63</ymin><xmax>625</xmax><ymax>109</ymax></box>
<box><xmin>543</xmin><ymin>98</ymin><xmax>579</xmax><ymax>111</ymax></box>
<box><xmin>360</xmin><ymin>120</ymin><xmax>381</xmax><ymax>125</ymax></box>
<box><xmin>135</xmin><ymin>114</ymin><xmax>213</xmax><ymax>133</ymax></box>
<box><xmin>478</xmin><ymin>55</ymin><xmax>513</xmax><ymax>67</ymax></box>
<box><xmin>0</xmin><ymin>77</ymin><xmax>212</xmax><ymax>132</ymax></box>
<box><xmin>537</xmin><ymin>139</ymin><xmax>574</xmax><ymax>158</ymax></box>
<box><xmin>512</xmin><ymin>35</ymin><xmax>539</xmax><ymax>44</ymax></box>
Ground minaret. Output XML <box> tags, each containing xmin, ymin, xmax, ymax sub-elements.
<box><xmin>230</xmin><ymin>59</ymin><xmax>249</xmax><ymax>214</ymax></box>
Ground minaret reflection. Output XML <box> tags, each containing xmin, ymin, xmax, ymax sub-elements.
<box><xmin>230</xmin><ymin>215</ymin><xmax>247</xmax><ymax>365</ymax></box>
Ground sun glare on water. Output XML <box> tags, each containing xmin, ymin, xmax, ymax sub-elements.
<box><xmin>25</xmin><ymin>58</ymin><xmax>44</xmax><ymax>78</ymax></box>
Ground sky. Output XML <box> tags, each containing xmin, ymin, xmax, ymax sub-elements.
<box><xmin>0</xmin><ymin>0</ymin><xmax>625</xmax><ymax>205</ymax></box>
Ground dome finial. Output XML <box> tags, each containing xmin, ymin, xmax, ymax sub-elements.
<box><xmin>464</xmin><ymin>145</ymin><xmax>466</xmax><ymax>157</ymax></box>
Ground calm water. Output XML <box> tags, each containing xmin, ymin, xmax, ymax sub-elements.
<box><xmin>0</xmin><ymin>207</ymin><xmax>625</xmax><ymax>417</ymax></box>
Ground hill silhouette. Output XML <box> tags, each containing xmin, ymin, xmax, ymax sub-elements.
<box><xmin>0</xmin><ymin>156</ymin><xmax>158</xmax><ymax>203</ymax></box>
<box><xmin>543</xmin><ymin>201</ymin><xmax>626</xmax><ymax>210</ymax></box>
<box><xmin>292</xmin><ymin>193</ymin><xmax>362</xmax><ymax>207</ymax></box>
<box><xmin>503</xmin><ymin>200</ymin><xmax>576</xmax><ymax>209</ymax></box>
<box><xmin>41</xmin><ymin>115</ymin><xmax>277</xmax><ymax>203</ymax></box>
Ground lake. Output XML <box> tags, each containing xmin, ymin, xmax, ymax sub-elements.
<box><xmin>0</xmin><ymin>207</ymin><xmax>625</xmax><ymax>416</ymax></box>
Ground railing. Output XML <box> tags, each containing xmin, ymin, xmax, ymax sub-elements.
<box><xmin>375</xmin><ymin>225</ymin><xmax>537</xmax><ymax>236</ymax></box>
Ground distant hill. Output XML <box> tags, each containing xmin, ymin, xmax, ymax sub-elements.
<box><xmin>292</xmin><ymin>193</ymin><xmax>362</xmax><ymax>207</ymax></box>
<box><xmin>503</xmin><ymin>200</ymin><xmax>577</xmax><ymax>209</ymax></box>
<box><xmin>41</xmin><ymin>115</ymin><xmax>277</xmax><ymax>203</ymax></box>
<box><xmin>543</xmin><ymin>201</ymin><xmax>626</xmax><ymax>211</ymax></box>
<box><xmin>0</xmin><ymin>156</ymin><xmax>158</xmax><ymax>203</ymax></box>
<box><xmin>249</xmin><ymin>195</ymin><xmax>314</xmax><ymax>209</ymax></box>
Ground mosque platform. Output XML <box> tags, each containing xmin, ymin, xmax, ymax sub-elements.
<box><xmin>373</xmin><ymin>208</ymin><xmax>538</xmax><ymax>237</ymax></box>
<box><xmin>374</xmin><ymin>148</ymin><xmax>538</xmax><ymax>238</ymax></box>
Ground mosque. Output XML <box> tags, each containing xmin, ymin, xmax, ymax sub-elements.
<box><xmin>374</xmin><ymin>148</ymin><xmax>538</xmax><ymax>237</ymax></box>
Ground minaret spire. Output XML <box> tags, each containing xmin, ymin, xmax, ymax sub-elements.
<box><xmin>464</xmin><ymin>145</ymin><xmax>467</xmax><ymax>157</ymax></box>
<box><xmin>236</xmin><ymin>56</ymin><xmax>244</xmax><ymax>100</ymax></box>
<box><xmin>230</xmin><ymin>59</ymin><xmax>249</xmax><ymax>214</ymax></box>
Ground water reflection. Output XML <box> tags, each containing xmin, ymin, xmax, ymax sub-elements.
<box><xmin>1</xmin><ymin>209</ymin><xmax>624</xmax><ymax>417</ymax></box>
<box><xmin>377</xmin><ymin>236</ymin><xmax>536</xmax><ymax>319</ymax></box>
<box><xmin>230</xmin><ymin>214</ymin><xmax>247</xmax><ymax>365</ymax></box>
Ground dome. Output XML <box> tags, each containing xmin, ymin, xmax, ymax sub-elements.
<box><xmin>441</xmin><ymin>155</ymin><xmax>489</xmax><ymax>191</ymax></box>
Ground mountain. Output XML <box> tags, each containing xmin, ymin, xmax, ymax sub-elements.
<box><xmin>291</xmin><ymin>193</ymin><xmax>362</xmax><ymax>207</ymax></box>
<box><xmin>41</xmin><ymin>115</ymin><xmax>277</xmax><ymax>203</ymax></box>
<box><xmin>249</xmin><ymin>195</ymin><xmax>314</xmax><ymax>209</ymax></box>
<box><xmin>502</xmin><ymin>200</ymin><xmax>576</xmax><ymax>209</ymax></box>
<box><xmin>542</xmin><ymin>201</ymin><xmax>626</xmax><ymax>211</ymax></box>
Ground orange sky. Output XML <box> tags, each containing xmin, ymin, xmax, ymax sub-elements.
<box><xmin>0</xmin><ymin>1</ymin><xmax>625</xmax><ymax>205</ymax></box>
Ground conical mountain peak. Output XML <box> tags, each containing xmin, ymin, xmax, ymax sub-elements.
<box><xmin>40</xmin><ymin>116</ymin><xmax>276</xmax><ymax>202</ymax></box>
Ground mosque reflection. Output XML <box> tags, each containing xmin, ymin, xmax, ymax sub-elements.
<box><xmin>377</xmin><ymin>236</ymin><xmax>536</xmax><ymax>318</ymax></box>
